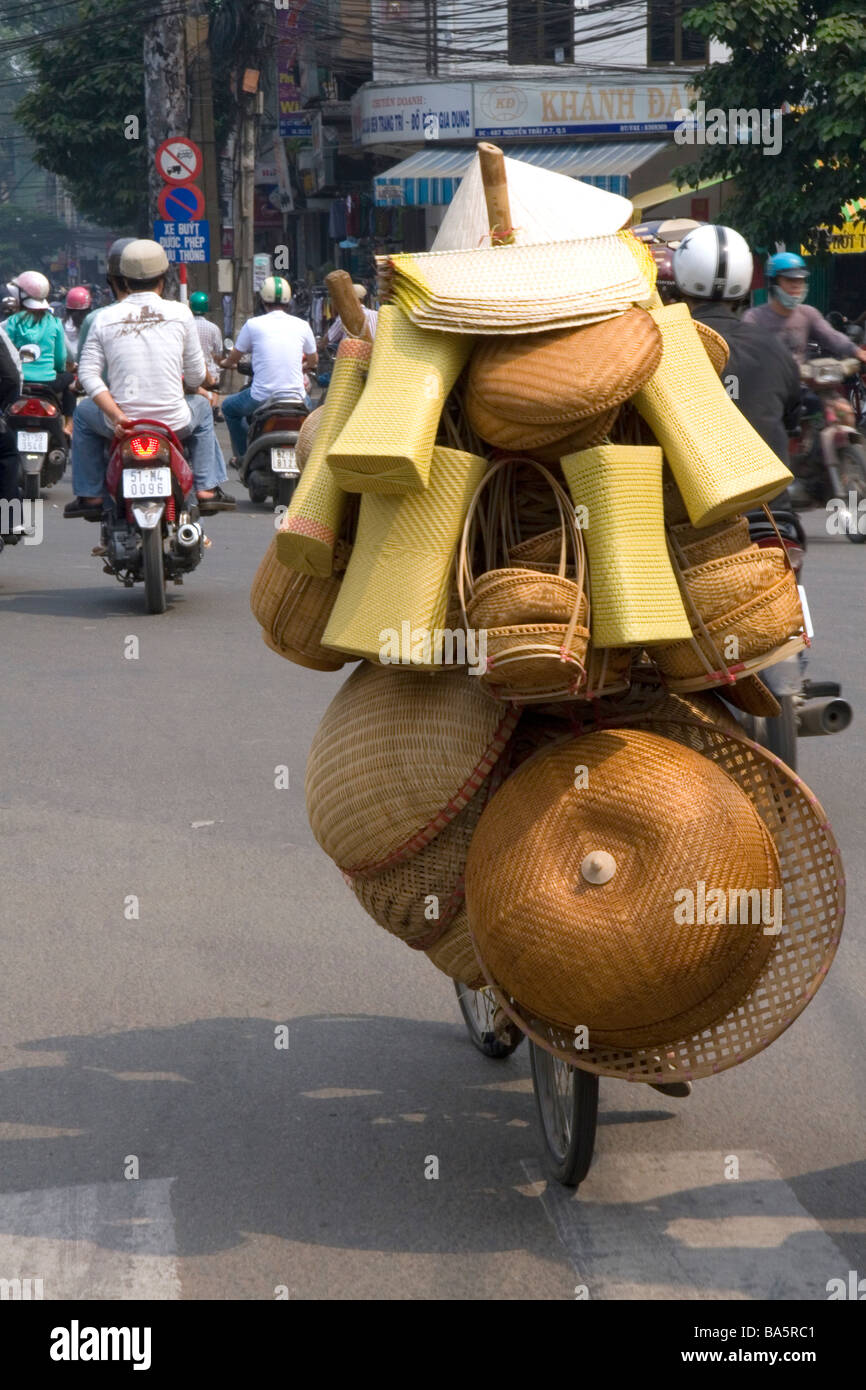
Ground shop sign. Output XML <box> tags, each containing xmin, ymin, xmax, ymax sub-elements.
<box><xmin>474</xmin><ymin>78</ymin><xmax>694</xmax><ymax>137</ymax></box>
<box><xmin>352</xmin><ymin>83</ymin><xmax>473</xmax><ymax>144</ymax></box>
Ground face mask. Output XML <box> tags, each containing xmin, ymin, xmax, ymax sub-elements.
<box><xmin>772</xmin><ymin>283</ymin><xmax>807</xmax><ymax>310</ymax></box>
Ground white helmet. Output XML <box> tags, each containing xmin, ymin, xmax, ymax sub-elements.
<box><xmin>260</xmin><ymin>275</ymin><xmax>291</xmax><ymax>304</ymax></box>
<box><xmin>672</xmin><ymin>225</ymin><xmax>753</xmax><ymax>302</ymax></box>
<box><xmin>13</xmin><ymin>270</ymin><xmax>51</xmax><ymax>309</ymax></box>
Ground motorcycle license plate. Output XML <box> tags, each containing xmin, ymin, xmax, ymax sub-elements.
<box><xmin>123</xmin><ymin>466</ymin><xmax>172</xmax><ymax>499</ymax></box>
<box><xmin>18</xmin><ymin>431</ymin><xmax>48</xmax><ymax>452</ymax></box>
<box><xmin>271</xmin><ymin>446</ymin><xmax>299</xmax><ymax>475</ymax></box>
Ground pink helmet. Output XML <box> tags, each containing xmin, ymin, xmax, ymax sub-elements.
<box><xmin>66</xmin><ymin>286</ymin><xmax>91</xmax><ymax>310</ymax></box>
<box><xmin>12</xmin><ymin>270</ymin><xmax>51</xmax><ymax>309</ymax></box>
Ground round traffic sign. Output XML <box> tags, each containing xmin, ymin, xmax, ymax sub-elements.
<box><xmin>155</xmin><ymin>136</ymin><xmax>203</xmax><ymax>184</ymax></box>
<box><xmin>158</xmin><ymin>183</ymin><xmax>205</xmax><ymax>221</ymax></box>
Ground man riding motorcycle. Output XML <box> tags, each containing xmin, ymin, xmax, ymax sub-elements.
<box><xmin>744</xmin><ymin>252</ymin><xmax>866</xmax><ymax>366</ymax></box>
<box><xmin>672</xmin><ymin>224</ymin><xmax>801</xmax><ymax>464</ymax></box>
<box><xmin>65</xmin><ymin>239</ymin><xmax>234</xmax><ymax>519</ymax></box>
<box><xmin>218</xmin><ymin>275</ymin><xmax>317</xmax><ymax>465</ymax></box>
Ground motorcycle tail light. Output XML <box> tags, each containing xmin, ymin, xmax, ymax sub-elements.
<box><xmin>129</xmin><ymin>435</ymin><xmax>162</xmax><ymax>458</ymax></box>
<box><xmin>10</xmin><ymin>397</ymin><xmax>57</xmax><ymax>416</ymax></box>
<box><xmin>264</xmin><ymin>416</ymin><xmax>305</xmax><ymax>433</ymax></box>
<box><xmin>754</xmin><ymin>535</ymin><xmax>804</xmax><ymax>574</ymax></box>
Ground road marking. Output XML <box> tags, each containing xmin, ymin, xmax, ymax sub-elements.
<box><xmin>0</xmin><ymin>1180</ymin><xmax>180</xmax><ymax>1300</ymax></box>
<box><xmin>522</xmin><ymin>1151</ymin><xmax>849</xmax><ymax>1300</ymax></box>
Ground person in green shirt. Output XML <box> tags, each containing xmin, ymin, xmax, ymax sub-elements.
<box><xmin>5</xmin><ymin>270</ymin><xmax>75</xmax><ymax>432</ymax></box>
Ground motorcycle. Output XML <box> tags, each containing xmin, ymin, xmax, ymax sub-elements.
<box><xmin>738</xmin><ymin>505</ymin><xmax>851</xmax><ymax>769</ymax></box>
<box><xmin>4</xmin><ymin>344</ymin><xmax>68</xmax><ymax>500</ymax></box>
<box><xmin>100</xmin><ymin>418</ymin><xmax>205</xmax><ymax>614</ymax></box>
<box><xmin>788</xmin><ymin>353</ymin><xmax>866</xmax><ymax>542</ymax></box>
<box><xmin>227</xmin><ymin>344</ymin><xmax>310</xmax><ymax>508</ymax></box>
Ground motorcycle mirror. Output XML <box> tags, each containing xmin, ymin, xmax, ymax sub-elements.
<box><xmin>223</xmin><ymin>337</ymin><xmax>234</xmax><ymax>351</ymax></box>
<box><xmin>19</xmin><ymin>344</ymin><xmax>41</xmax><ymax>361</ymax></box>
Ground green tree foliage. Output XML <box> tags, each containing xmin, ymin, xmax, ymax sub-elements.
<box><xmin>0</xmin><ymin>201</ymin><xmax>71</xmax><ymax>269</ymax></box>
<box><xmin>15</xmin><ymin>1</ymin><xmax>147</xmax><ymax>232</ymax></box>
<box><xmin>672</xmin><ymin>0</ymin><xmax>866</xmax><ymax>248</ymax></box>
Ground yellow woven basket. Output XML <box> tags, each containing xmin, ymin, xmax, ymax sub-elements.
<box><xmin>323</xmin><ymin>446</ymin><xmax>488</xmax><ymax>665</ymax></box>
<box><xmin>634</xmin><ymin>304</ymin><xmax>792</xmax><ymax>528</ymax></box>
<box><xmin>560</xmin><ymin>444</ymin><xmax>692</xmax><ymax>648</ymax></box>
<box><xmin>326</xmin><ymin>304</ymin><xmax>473</xmax><ymax>494</ymax></box>
<box><xmin>276</xmin><ymin>339</ymin><xmax>370</xmax><ymax>577</ymax></box>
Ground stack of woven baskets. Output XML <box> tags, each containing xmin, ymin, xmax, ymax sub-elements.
<box><xmin>252</xmin><ymin>146</ymin><xmax>843</xmax><ymax>1086</ymax></box>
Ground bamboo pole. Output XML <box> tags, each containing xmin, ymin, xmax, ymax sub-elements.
<box><xmin>477</xmin><ymin>142</ymin><xmax>514</xmax><ymax>247</ymax></box>
<box><xmin>325</xmin><ymin>270</ymin><xmax>371</xmax><ymax>341</ymax></box>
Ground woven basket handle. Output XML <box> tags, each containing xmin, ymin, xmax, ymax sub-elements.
<box><xmin>457</xmin><ymin>456</ymin><xmax>587</xmax><ymax>637</ymax></box>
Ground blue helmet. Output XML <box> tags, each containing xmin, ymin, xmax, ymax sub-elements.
<box><xmin>766</xmin><ymin>251</ymin><xmax>808</xmax><ymax>280</ymax></box>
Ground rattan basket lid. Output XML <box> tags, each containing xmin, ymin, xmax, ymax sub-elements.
<box><xmin>306</xmin><ymin>663</ymin><xmax>518</xmax><ymax>874</ymax></box>
<box><xmin>465</xmin><ymin>727</ymin><xmax>781</xmax><ymax>1048</ymax></box>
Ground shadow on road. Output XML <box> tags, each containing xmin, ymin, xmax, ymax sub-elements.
<box><xmin>0</xmin><ymin>1015</ymin><xmax>861</xmax><ymax>1284</ymax></box>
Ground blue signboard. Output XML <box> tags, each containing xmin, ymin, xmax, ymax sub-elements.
<box><xmin>153</xmin><ymin>220</ymin><xmax>211</xmax><ymax>264</ymax></box>
<box><xmin>279</xmin><ymin>114</ymin><xmax>312</xmax><ymax>139</ymax></box>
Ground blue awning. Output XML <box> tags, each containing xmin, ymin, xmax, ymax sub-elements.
<box><xmin>373</xmin><ymin>142</ymin><xmax>667</xmax><ymax>207</ymax></box>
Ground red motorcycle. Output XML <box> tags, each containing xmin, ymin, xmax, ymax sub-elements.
<box><xmin>101</xmin><ymin>418</ymin><xmax>205</xmax><ymax>613</ymax></box>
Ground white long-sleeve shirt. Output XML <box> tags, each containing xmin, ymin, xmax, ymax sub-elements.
<box><xmin>78</xmin><ymin>292</ymin><xmax>205</xmax><ymax>433</ymax></box>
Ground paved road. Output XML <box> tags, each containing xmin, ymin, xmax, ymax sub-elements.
<box><xmin>0</xmin><ymin>472</ymin><xmax>863</xmax><ymax>1301</ymax></box>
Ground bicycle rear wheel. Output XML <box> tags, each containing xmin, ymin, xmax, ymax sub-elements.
<box><xmin>454</xmin><ymin>980</ymin><xmax>524</xmax><ymax>1059</ymax></box>
<box><xmin>530</xmin><ymin>1042</ymin><xmax>599</xmax><ymax>1187</ymax></box>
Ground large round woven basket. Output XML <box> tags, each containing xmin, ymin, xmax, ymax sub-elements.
<box><xmin>473</xmin><ymin>718</ymin><xmax>844</xmax><ymax>1083</ymax></box>
<box><xmin>669</xmin><ymin>515</ymin><xmax>750</xmax><ymax>568</ymax></box>
<box><xmin>466</xmin><ymin>728</ymin><xmax>781</xmax><ymax>1048</ymax></box>
<box><xmin>305</xmin><ymin>662</ymin><xmax>518</xmax><ymax>874</ymax></box>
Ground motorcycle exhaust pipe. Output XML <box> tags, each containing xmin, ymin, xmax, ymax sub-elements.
<box><xmin>798</xmin><ymin>696</ymin><xmax>853</xmax><ymax>737</ymax></box>
<box><xmin>175</xmin><ymin>521</ymin><xmax>202</xmax><ymax>551</ymax></box>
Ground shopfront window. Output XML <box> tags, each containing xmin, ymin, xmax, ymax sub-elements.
<box><xmin>508</xmin><ymin>0</ymin><xmax>575</xmax><ymax>66</ymax></box>
<box><xmin>648</xmin><ymin>0</ymin><xmax>708</xmax><ymax>66</ymax></box>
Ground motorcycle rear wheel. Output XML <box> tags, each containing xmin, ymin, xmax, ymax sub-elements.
<box><xmin>838</xmin><ymin>443</ymin><xmax>866</xmax><ymax>544</ymax></box>
<box><xmin>23</xmin><ymin>473</ymin><xmax>39</xmax><ymax>502</ymax></box>
<box><xmin>141</xmin><ymin>526</ymin><xmax>167</xmax><ymax>614</ymax></box>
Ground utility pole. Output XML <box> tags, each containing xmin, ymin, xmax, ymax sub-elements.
<box><xmin>234</xmin><ymin>77</ymin><xmax>259</xmax><ymax>336</ymax></box>
<box><xmin>143</xmin><ymin>3</ymin><xmax>188</xmax><ymax>230</ymax></box>
<box><xmin>187</xmin><ymin>0</ymin><xmax>221</xmax><ymax>312</ymax></box>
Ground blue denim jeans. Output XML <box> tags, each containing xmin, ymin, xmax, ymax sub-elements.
<box><xmin>71</xmin><ymin>395</ymin><xmax>222</xmax><ymax>497</ymax></box>
<box><xmin>222</xmin><ymin>386</ymin><xmax>313</xmax><ymax>460</ymax></box>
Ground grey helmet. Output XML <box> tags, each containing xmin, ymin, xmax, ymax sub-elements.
<box><xmin>107</xmin><ymin>237</ymin><xmax>137</xmax><ymax>279</ymax></box>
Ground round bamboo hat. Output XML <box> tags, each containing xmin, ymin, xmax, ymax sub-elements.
<box><xmin>306</xmin><ymin>663</ymin><xmax>518</xmax><ymax>874</ymax></box>
<box><xmin>466</xmin><ymin>728</ymin><xmax>782</xmax><ymax>1048</ymax></box>
<box><xmin>469</xmin><ymin>718</ymin><xmax>843</xmax><ymax>1083</ymax></box>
